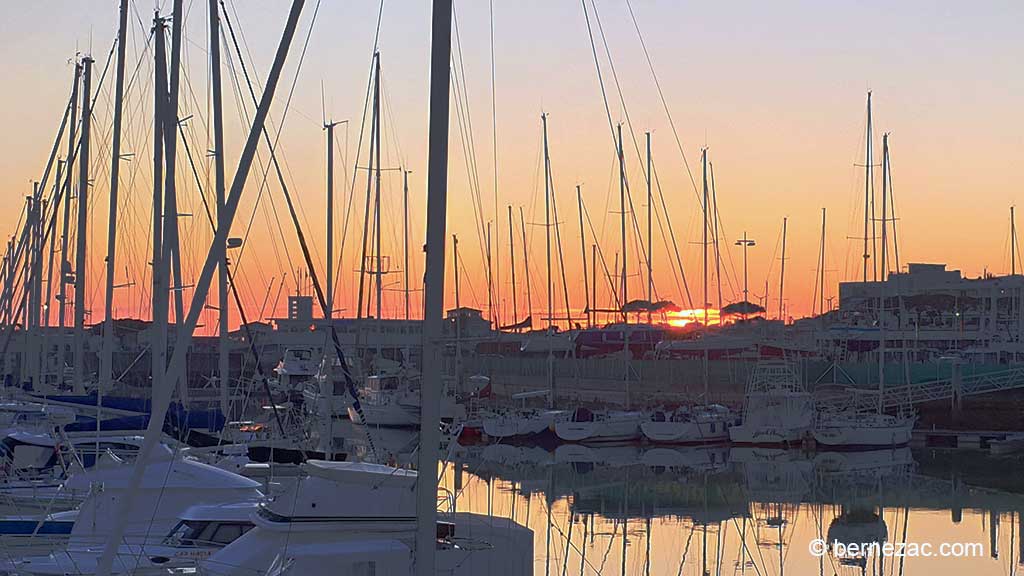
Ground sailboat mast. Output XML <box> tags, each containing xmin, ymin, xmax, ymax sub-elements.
<box><xmin>100</xmin><ymin>0</ymin><xmax>129</xmax><ymax>393</ymax></box>
<box><xmin>878</xmin><ymin>133</ymin><xmax>889</xmax><ymax>414</ymax></box>
<box><xmin>356</xmin><ymin>52</ymin><xmax>380</xmax><ymax>348</ymax></box>
<box><xmin>542</xmin><ymin>114</ymin><xmax>552</xmax><ymax>332</ymax></box>
<box><xmin>779</xmin><ymin>217</ymin><xmax>787</xmax><ymax>322</ymax></box>
<box><xmin>646</xmin><ymin>132</ymin><xmax>652</xmax><ymax>316</ymax></box>
<box><xmin>520</xmin><ymin>206</ymin><xmax>532</xmax><ymax>326</ymax></box>
<box><xmin>151</xmin><ymin>12</ymin><xmax>168</xmax><ymax>423</ymax></box>
<box><xmin>701</xmin><ymin>148</ymin><xmax>708</xmax><ymax>327</ymax></box>
<box><xmin>508</xmin><ymin>205</ymin><xmax>518</xmax><ymax>330</ymax></box>
<box><xmin>373</xmin><ymin>55</ymin><xmax>382</xmax><ymax>357</ymax></box>
<box><xmin>415</xmin><ymin>0</ymin><xmax>453</xmax><ymax>569</ymax></box>
<box><xmin>618</xmin><ymin>124</ymin><xmax>627</xmax><ymax>322</ymax></box>
<box><xmin>326</xmin><ymin>122</ymin><xmax>335</xmax><ymax>323</ymax></box>
<box><xmin>592</xmin><ymin>244</ymin><xmax>597</xmax><ymax>327</ymax></box>
<box><xmin>1013</xmin><ymin>206</ymin><xmax>1018</xmax><ymax>276</ymax></box>
<box><xmin>211</xmin><ymin>0</ymin><xmax>230</xmax><ymax>415</ymax></box>
<box><xmin>404</xmin><ymin>169</ymin><xmax>411</xmax><ymax>320</ymax></box>
<box><xmin>863</xmin><ymin>91</ymin><xmax>873</xmax><ymax>283</ymax></box>
<box><xmin>577</xmin><ymin>186</ymin><xmax>590</xmax><ymax>329</ymax></box>
<box><xmin>453</xmin><ymin>235</ymin><xmax>461</xmax><ymax>389</ymax></box>
<box><xmin>58</xmin><ymin>62</ymin><xmax>80</xmax><ymax>352</ymax></box>
<box><xmin>541</xmin><ymin>113</ymin><xmax>555</xmax><ymax>409</ymax></box>
<box><xmin>71</xmin><ymin>55</ymin><xmax>93</xmax><ymax>394</ymax></box>
<box><xmin>881</xmin><ymin>133</ymin><xmax>890</xmax><ymax>280</ymax></box>
<box><xmin>819</xmin><ymin>208</ymin><xmax>826</xmax><ymax>315</ymax></box>
<box><xmin>163</xmin><ymin>0</ymin><xmax>187</xmax><ymax>404</ymax></box>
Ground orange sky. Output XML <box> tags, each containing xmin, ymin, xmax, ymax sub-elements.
<box><xmin>1</xmin><ymin>1</ymin><xmax>1021</xmax><ymax>332</ymax></box>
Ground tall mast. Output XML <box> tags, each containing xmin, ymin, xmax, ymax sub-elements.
<box><xmin>577</xmin><ymin>186</ymin><xmax>590</xmax><ymax>329</ymax></box>
<box><xmin>163</xmin><ymin>0</ymin><xmax>186</xmax><ymax>403</ymax></box>
<box><xmin>415</xmin><ymin>0</ymin><xmax>453</xmax><ymax>569</ymax></box>
<box><xmin>818</xmin><ymin>208</ymin><xmax>826</xmax><ymax>315</ymax></box>
<box><xmin>541</xmin><ymin>113</ymin><xmax>555</xmax><ymax>408</ymax></box>
<box><xmin>878</xmin><ymin>133</ymin><xmax>889</xmax><ymax>414</ymax></box>
<box><xmin>645</xmin><ymin>132</ymin><xmax>652</xmax><ymax>319</ymax></box>
<box><xmin>151</xmin><ymin>12</ymin><xmax>168</xmax><ymax>426</ymax></box>
<box><xmin>701</xmin><ymin>148</ymin><xmax>709</xmax><ymax>399</ymax></box>
<box><xmin>519</xmin><ymin>206</ymin><xmax>532</xmax><ymax>327</ymax></box>
<box><xmin>373</xmin><ymin>54</ymin><xmax>383</xmax><ymax>348</ymax></box>
<box><xmin>404</xmin><ymin>168</ymin><xmax>411</xmax><ymax>321</ymax></box>
<box><xmin>356</xmin><ymin>53</ymin><xmax>380</xmax><ymax>352</ymax></box>
<box><xmin>618</xmin><ymin>124</ymin><xmax>627</xmax><ymax>322</ymax></box>
<box><xmin>100</xmin><ymin>0</ymin><xmax>130</xmax><ymax>393</ymax></box>
<box><xmin>71</xmin><ymin>56</ymin><xmax>93</xmax><ymax>394</ymax></box>
<box><xmin>881</xmin><ymin>133</ymin><xmax>890</xmax><ymax>281</ymax></box>
<box><xmin>862</xmin><ymin>91</ymin><xmax>873</xmax><ymax>283</ymax></box>
<box><xmin>508</xmin><ymin>205</ymin><xmax>518</xmax><ymax>330</ymax></box>
<box><xmin>44</xmin><ymin>161</ymin><xmax>64</xmax><ymax>331</ymax></box>
<box><xmin>1013</xmin><ymin>206</ymin><xmax>1018</xmax><ymax>276</ymax></box>
<box><xmin>701</xmin><ymin>148</ymin><xmax>708</xmax><ymax>327</ymax></box>
<box><xmin>211</xmin><ymin>0</ymin><xmax>230</xmax><ymax>415</ymax></box>
<box><xmin>618</xmin><ymin>124</ymin><xmax>630</xmax><ymax>408</ymax></box>
<box><xmin>57</xmin><ymin>63</ymin><xmax>81</xmax><ymax>384</ymax></box>
<box><xmin>542</xmin><ymin>114</ymin><xmax>553</xmax><ymax>332</ymax></box>
<box><xmin>453</xmin><ymin>235</ymin><xmax>461</xmax><ymax>390</ymax></box>
<box><xmin>592</xmin><ymin>244</ymin><xmax>597</xmax><ymax>327</ymax></box>
<box><xmin>486</xmin><ymin>222</ymin><xmax>493</xmax><ymax>327</ymax></box>
<box><xmin>779</xmin><ymin>217</ymin><xmax>788</xmax><ymax>322</ymax></box>
<box><xmin>325</xmin><ymin>121</ymin><xmax>336</xmax><ymax>323</ymax></box>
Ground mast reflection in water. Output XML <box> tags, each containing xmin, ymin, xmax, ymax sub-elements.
<box><xmin>441</xmin><ymin>444</ymin><xmax>1024</xmax><ymax>575</ymax></box>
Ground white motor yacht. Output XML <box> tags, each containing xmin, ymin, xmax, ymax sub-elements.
<box><xmin>200</xmin><ymin>460</ymin><xmax>534</xmax><ymax>576</ymax></box>
<box><xmin>729</xmin><ymin>361</ymin><xmax>815</xmax><ymax>446</ymax></box>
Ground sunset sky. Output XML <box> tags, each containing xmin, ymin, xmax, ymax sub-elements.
<box><xmin>0</xmin><ymin>1</ymin><xmax>1021</xmax><ymax>331</ymax></box>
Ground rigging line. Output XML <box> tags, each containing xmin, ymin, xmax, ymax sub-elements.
<box><xmin>449</xmin><ymin>62</ymin><xmax>489</xmax><ymax>280</ymax></box>
<box><xmin>220</xmin><ymin>0</ymin><xmax>302</xmax><ymax>285</ymax></box>
<box><xmin>582</xmin><ymin>197</ymin><xmax>623</xmax><ymax>312</ymax></box>
<box><xmin>623</xmin><ymin>0</ymin><xmax>700</xmax><ymax>200</ymax></box>
<box><xmin>651</xmin><ymin>166</ymin><xmax>692</xmax><ymax>309</ymax></box>
<box><xmin>226</xmin><ymin>0</ymin><xmax>326</xmax><ymax>274</ymax></box>
<box><xmin>489</xmin><ymin>0</ymin><xmax>500</xmax><ymax>328</ymax></box>
<box><xmin>547</xmin><ymin>152</ymin><xmax>573</xmax><ymax>325</ymax></box>
<box><xmin>219</xmin><ymin>29</ymin><xmax>288</xmax><ymax>282</ymax></box>
<box><xmin>339</xmin><ymin>0</ymin><xmax>385</xmax><ymax>309</ymax></box>
<box><xmin>581</xmin><ymin>0</ymin><xmax>658</xmax><ymax>309</ymax></box>
<box><xmin>450</xmin><ymin>5</ymin><xmax>491</xmax><ymax>288</ymax></box>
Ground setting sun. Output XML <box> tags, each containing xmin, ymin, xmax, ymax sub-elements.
<box><xmin>667</xmin><ymin>308</ymin><xmax>721</xmax><ymax>328</ymax></box>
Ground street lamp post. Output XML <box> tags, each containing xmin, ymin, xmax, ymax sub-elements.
<box><xmin>735</xmin><ymin>232</ymin><xmax>756</xmax><ymax>311</ymax></box>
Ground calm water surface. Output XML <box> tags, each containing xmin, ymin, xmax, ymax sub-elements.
<box><xmin>438</xmin><ymin>443</ymin><xmax>1024</xmax><ymax>575</ymax></box>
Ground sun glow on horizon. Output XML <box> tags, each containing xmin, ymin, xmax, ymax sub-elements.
<box><xmin>667</xmin><ymin>308</ymin><xmax>721</xmax><ymax>328</ymax></box>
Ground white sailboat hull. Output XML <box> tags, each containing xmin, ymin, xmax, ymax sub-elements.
<box><xmin>814</xmin><ymin>417</ymin><xmax>915</xmax><ymax>449</ymax></box>
<box><xmin>640</xmin><ymin>420</ymin><xmax>729</xmax><ymax>444</ymax></box>
<box><xmin>554</xmin><ymin>412</ymin><xmax>641</xmax><ymax>443</ymax></box>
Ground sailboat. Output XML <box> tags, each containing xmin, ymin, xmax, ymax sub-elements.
<box><xmin>814</xmin><ymin>120</ymin><xmax>915</xmax><ymax>450</ymax></box>
<box><xmin>479</xmin><ymin>114</ymin><xmax>571</xmax><ymax>442</ymax></box>
<box><xmin>641</xmin><ymin>149</ymin><xmax>736</xmax><ymax>445</ymax></box>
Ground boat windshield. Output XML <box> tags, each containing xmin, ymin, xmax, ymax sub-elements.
<box><xmin>163</xmin><ymin>520</ymin><xmax>254</xmax><ymax>548</ymax></box>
